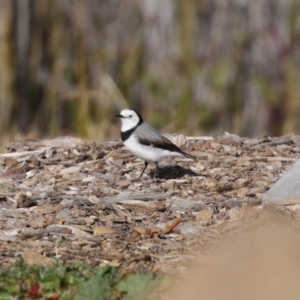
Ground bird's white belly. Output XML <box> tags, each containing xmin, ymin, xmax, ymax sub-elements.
<box><xmin>124</xmin><ymin>137</ymin><xmax>181</xmax><ymax>163</ymax></box>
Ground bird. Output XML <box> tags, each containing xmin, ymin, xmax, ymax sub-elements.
<box><xmin>116</xmin><ymin>109</ymin><xmax>196</xmax><ymax>181</ymax></box>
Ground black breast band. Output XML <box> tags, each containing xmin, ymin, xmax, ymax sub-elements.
<box><xmin>121</xmin><ymin>118</ymin><xmax>143</xmax><ymax>141</ymax></box>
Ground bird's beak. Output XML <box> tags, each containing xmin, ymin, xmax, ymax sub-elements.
<box><xmin>116</xmin><ymin>114</ymin><xmax>124</xmax><ymax>118</ymax></box>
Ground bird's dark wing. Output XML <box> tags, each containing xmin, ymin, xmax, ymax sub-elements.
<box><xmin>138</xmin><ymin>135</ymin><xmax>183</xmax><ymax>152</ymax></box>
<box><xmin>135</xmin><ymin>122</ymin><xmax>196</xmax><ymax>160</ymax></box>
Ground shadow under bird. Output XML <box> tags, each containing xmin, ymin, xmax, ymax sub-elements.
<box><xmin>116</xmin><ymin>109</ymin><xmax>196</xmax><ymax>181</ymax></box>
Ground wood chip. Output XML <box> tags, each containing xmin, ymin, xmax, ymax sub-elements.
<box><xmin>0</xmin><ymin>134</ymin><xmax>297</xmax><ymax>272</ymax></box>
<box><xmin>93</xmin><ymin>226</ymin><xmax>115</xmax><ymax>235</ymax></box>
<box><xmin>164</xmin><ymin>219</ymin><xmax>182</xmax><ymax>234</ymax></box>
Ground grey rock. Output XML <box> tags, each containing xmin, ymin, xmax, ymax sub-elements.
<box><xmin>263</xmin><ymin>158</ymin><xmax>300</xmax><ymax>204</ymax></box>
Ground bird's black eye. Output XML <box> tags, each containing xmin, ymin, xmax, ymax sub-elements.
<box><xmin>129</xmin><ymin>115</ymin><xmax>132</xmax><ymax>118</ymax></box>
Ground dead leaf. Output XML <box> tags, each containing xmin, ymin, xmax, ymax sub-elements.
<box><xmin>133</xmin><ymin>227</ymin><xmax>147</xmax><ymax>234</ymax></box>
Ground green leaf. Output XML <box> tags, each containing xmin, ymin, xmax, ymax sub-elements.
<box><xmin>118</xmin><ymin>273</ymin><xmax>158</xmax><ymax>300</ymax></box>
<box><xmin>74</xmin><ymin>275</ymin><xmax>110</xmax><ymax>300</ymax></box>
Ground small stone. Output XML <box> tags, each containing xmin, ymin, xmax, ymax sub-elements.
<box><xmin>60</xmin><ymin>166</ymin><xmax>81</xmax><ymax>175</ymax></box>
<box><xmin>82</xmin><ymin>176</ymin><xmax>96</xmax><ymax>182</ymax></box>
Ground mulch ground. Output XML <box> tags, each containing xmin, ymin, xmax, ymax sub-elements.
<box><xmin>0</xmin><ymin>133</ymin><xmax>299</xmax><ymax>273</ymax></box>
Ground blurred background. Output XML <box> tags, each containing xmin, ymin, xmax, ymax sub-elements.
<box><xmin>1</xmin><ymin>0</ymin><xmax>300</xmax><ymax>148</ymax></box>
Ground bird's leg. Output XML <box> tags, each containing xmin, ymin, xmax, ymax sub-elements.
<box><xmin>136</xmin><ymin>161</ymin><xmax>149</xmax><ymax>181</ymax></box>
<box><xmin>152</xmin><ymin>162</ymin><xmax>159</xmax><ymax>181</ymax></box>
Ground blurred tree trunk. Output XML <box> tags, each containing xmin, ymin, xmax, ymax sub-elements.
<box><xmin>0</xmin><ymin>0</ymin><xmax>14</xmax><ymax>134</ymax></box>
<box><xmin>13</xmin><ymin>0</ymin><xmax>30</xmax><ymax>134</ymax></box>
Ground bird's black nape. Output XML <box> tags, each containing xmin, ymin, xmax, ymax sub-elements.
<box><xmin>132</xmin><ymin>109</ymin><xmax>143</xmax><ymax>122</ymax></box>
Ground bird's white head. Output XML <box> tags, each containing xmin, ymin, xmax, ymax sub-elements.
<box><xmin>116</xmin><ymin>109</ymin><xmax>143</xmax><ymax>132</ymax></box>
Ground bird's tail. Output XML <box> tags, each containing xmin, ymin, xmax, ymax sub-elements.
<box><xmin>183</xmin><ymin>152</ymin><xmax>197</xmax><ymax>161</ymax></box>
